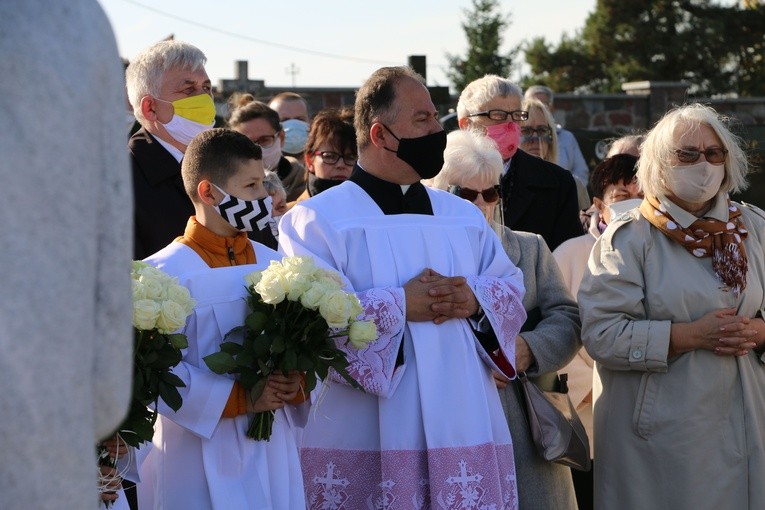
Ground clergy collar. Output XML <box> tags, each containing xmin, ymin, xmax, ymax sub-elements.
<box><xmin>349</xmin><ymin>164</ymin><xmax>433</xmax><ymax>215</ymax></box>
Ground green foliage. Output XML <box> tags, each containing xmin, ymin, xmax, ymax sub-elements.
<box><xmin>446</xmin><ymin>0</ymin><xmax>517</xmax><ymax>92</ymax></box>
<box><xmin>522</xmin><ymin>0</ymin><xmax>765</xmax><ymax>96</ymax></box>
<box><xmin>116</xmin><ymin>329</ymin><xmax>188</xmax><ymax>448</ymax></box>
<box><xmin>203</xmin><ymin>292</ymin><xmax>365</xmax><ymax>440</ymax></box>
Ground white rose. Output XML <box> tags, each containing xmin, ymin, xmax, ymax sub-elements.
<box><xmin>166</xmin><ymin>283</ymin><xmax>196</xmax><ymax>315</ymax></box>
<box><xmin>255</xmin><ymin>270</ymin><xmax>288</xmax><ymax>305</ymax></box>
<box><xmin>139</xmin><ymin>275</ymin><xmax>165</xmax><ymax>301</ymax></box>
<box><xmin>133</xmin><ymin>299</ymin><xmax>161</xmax><ymax>330</ymax></box>
<box><xmin>132</xmin><ymin>260</ymin><xmax>150</xmax><ymax>278</ymax></box>
<box><xmin>300</xmin><ymin>280</ymin><xmax>330</xmax><ymax>310</ymax></box>
<box><xmin>319</xmin><ymin>289</ymin><xmax>353</xmax><ymax>329</ymax></box>
<box><xmin>156</xmin><ymin>300</ymin><xmax>188</xmax><ymax>333</ymax></box>
<box><xmin>286</xmin><ymin>272</ymin><xmax>313</xmax><ymax>301</ymax></box>
<box><xmin>348</xmin><ymin>294</ymin><xmax>363</xmax><ymax>320</ymax></box>
<box><xmin>348</xmin><ymin>320</ymin><xmax>378</xmax><ymax>349</ymax></box>
<box><xmin>315</xmin><ymin>275</ymin><xmax>343</xmax><ymax>293</ymax></box>
<box><xmin>132</xmin><ymin>279</ymin><xmax>147</xmax><ymax>301</ymax></box>
<box><xmin>317</xmin><ymin>268</ymin><xmax>345</xmax><ymax>287</ymax></box>
<box><xmin>244</xmin><ymin>270</ymin><xmax>263</xmax><ymax>290</ymax></box>
<box><xmin>282</xmin><ymin>256</ymin><xmax>317</xmax><ymax>276</ymax></box>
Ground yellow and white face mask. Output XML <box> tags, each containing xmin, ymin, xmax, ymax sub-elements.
<box><xmin>156</xmin><ymin>93</ymin><xmax>216</xmax><ymax>145</ymax></box>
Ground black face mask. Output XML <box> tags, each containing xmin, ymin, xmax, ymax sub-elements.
<box><xmin>382</xmin><ymin>124</ymin><xmax>447</xmax><ymax>180</ymax></box>
<box><xmin>307</xmin><ymin>172</ymin><xmax>344</xmax><ymax>197</ymax></box>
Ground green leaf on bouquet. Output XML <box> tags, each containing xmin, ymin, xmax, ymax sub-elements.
<box><xmin>159</xmin><ymin>382</ymin><xmax>183</xmax><ymax>412</ymax></box>
<box><xmin>270</xmin><ymin>334</ymin><xmax>285</xmax><ymax>353</ymax></box>
<box><xmin>160</xmin><ymin>370</ymin><xmax>185</xmax><ymax>388</ymax></box>
<box><xmin>249</xmin><ymin>376</ymin><xmax>268</xmax><ymax>401</ymax></box>
<box><xmin>246</xmin><ymin>311</ymin><xmax>268</xmax><ymax>334</ymax></box>
<box><xmin>220</xmin><ymin>342</ymin><xmax>244</xmax><ymax>355</ymax></box>
<box><xmin>151</xmin><ymin>349</ymin><xmax>182</xmax><ymax>370</ymax></box>
<box><xmin>282</xmin><ymin>350</ymin><xmax>297</xmax><ymax>371</ymax></box>
<box><xmin>315</xmin><ymin>363</ymin><xmax>329</xmax><ymax>380</ymax></box>
<box><xmin>239</xmin><ymin>367</ymin><xmax>261</xmax><ymax>390</ymax></box>
<box><xmin>235</xmin><ymin>351</ymin><xmax>255</xmax><ymax>367</ymax></box>
<box><xmin>257</xmin><ymin>358</ymin><xmax>272</xmax><ymax>376</ymax></box>
<box><xmin>129</xmin><ymin>416</ymin><xmax>156</xmax><ymax>443</ymax></box>
<box><xmin>252</xmin><ymin>334</ymin><xmax>271</xmax><ymax>357</ymax></box>
<box><xmin>296</xmin><ymin>354</ymin><xmax>314</xmax><ymax>372</ymax></box>
<box><xmin>203</xmin><ymin>351</ymin><xmax>238</xmax><ymax>374</ymax></box>
<box><xmin>167</xmin><ymin>333</ymin><xmax>188</xmax><ymax>350</ymax></box>
<box><xmin>304</xmin><ymin>370</ymin><xmax>317</xmax><ymax>393</ymax></box>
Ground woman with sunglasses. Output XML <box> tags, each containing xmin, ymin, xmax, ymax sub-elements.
<box><xmin>287</xmin><ymin>107</ymin><xmax>357</xmax><ymax>209</ymax></box>
<box><xmin>431</xmin><ymin>128</ymin><xmax>582</xmax><ymax>510</ymax></box>
<box><xmin>578</xmin><ymin>103</ymin><xmax>765</xmax><ymax>509</ymax></box>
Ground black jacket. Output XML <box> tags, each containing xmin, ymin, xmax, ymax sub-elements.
<box><xmin>129</xmin><ymin>128</ymin><xmax>194</xmax><ymax>260</ymax></box>
<box><xmin>500</xmin><ymin>149</ymin><xmax>583</xmax><ymax>251</ymax></box>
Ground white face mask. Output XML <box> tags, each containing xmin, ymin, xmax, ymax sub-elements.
<box><xmin>607</xmin><ymin>198</ymin><xmax>643</xmax><ymax>221</ymax></box>
<box><xmin>161</xmin><ymin>115</ymin><xmax>214</xmax><ymax>146</ymax></box>
<box><xmin>261</xmin><ymin>139</ymin><xmax>283</xmax><ymax>171</ymax></box>
<box><xmin>665</xmin><ymin>161</ymin><xmax>724</xmax><ymax>204</ymax></box>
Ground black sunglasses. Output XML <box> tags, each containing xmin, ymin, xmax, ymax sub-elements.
<box><xmin>674</xmin><ymin>147</ymin><xmax>728</xmax><ymax>164</ymax></box>
<box><xmin>449</xmin><ymin>185</ymin><xmax>500</xmax><ymax>203</ymax></box>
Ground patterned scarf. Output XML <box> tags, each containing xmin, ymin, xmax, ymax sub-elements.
<box><xmin>639</xmin><ymin>195</ymin><xmax>749</xmax><ymax>296</ymax></box>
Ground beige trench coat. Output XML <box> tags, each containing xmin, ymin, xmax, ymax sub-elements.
<box><xmin>579</xmin><ymin>195</ymin><xmax>765</xmax><ymax>510</ymax></box>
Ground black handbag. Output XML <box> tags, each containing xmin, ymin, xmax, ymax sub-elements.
<box><xmin>516</xmin><ymin>371</ymin><xmax>591</xmax><ymax>471</ymax></box>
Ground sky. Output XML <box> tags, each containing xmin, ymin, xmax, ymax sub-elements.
<box><xmin>99</xmin><ymin>0</ymin><xmax>597</xmax><ymax>92</ymax></box>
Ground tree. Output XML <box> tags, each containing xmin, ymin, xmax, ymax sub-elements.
<box><xmin>522</xmin><ymin>0</ymin><xmax>765</xmax><ymax>97</ymax></box>
<box><xmin>446</xmin><ymin>0</ymin><xmax>517</xmax><ymax>93</ymax></box>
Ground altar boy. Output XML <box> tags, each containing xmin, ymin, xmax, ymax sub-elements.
<box><xmin>141</xmin><ymin>128</ymin><xmax>305</xmax><ymax>509</ymax></box>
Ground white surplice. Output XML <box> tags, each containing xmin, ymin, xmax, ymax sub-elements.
<box><xmin>140</xmin><ymin>242</ymin><xmax>305</xmax><ymax>510</ymax></box>
<box><xmin>279</xmin><ymin>182</ymin><xmax>527</xmax><ymax>509</ymax></box>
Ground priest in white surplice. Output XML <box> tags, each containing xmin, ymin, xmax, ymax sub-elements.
<box><xmin>279</xmin><ymin>67</ymin><xmax>528</xmax><ymax>509</ymax></box>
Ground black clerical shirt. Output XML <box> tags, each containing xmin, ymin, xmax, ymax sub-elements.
<box><xmin>349</xmin><ymin>165</ymin><xmax>433</xmax><ymax>216</ymax></box>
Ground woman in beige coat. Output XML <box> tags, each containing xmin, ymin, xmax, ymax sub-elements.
<box><xmin>579</xmin><ymin>103</ymin><xmax>765</xmax><ymax>509</ymax></box>
<box><xmin>431</xmin><ymin>129</ymin><xmax>582</xmax><ymax>510</ymax></box>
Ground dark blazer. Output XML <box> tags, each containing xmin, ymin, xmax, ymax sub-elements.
<box><xmin>130</xmin><ymin>127</ymin><xmax>194</xmax><ymax>260</ymax></box>
<box><xmin>500</xmin><ymin>149</ymin><xmax>583</xmax><ymax>251</ymax></box>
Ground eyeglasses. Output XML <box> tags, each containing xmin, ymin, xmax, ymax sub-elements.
<box><xmin>311</xmin><ymin>151</ymin><xmax>357</xmax><ymax>165</ymax></box>
<box><xmin>253</xmin><ymin>134</ymin><xmax>277</xmax><ymax>148</ymax></box>
<box><xmin>468</xmin><ymin>109</ymin><xmax>529</xmax><ymax>122</ymax></box>
<box><xmin>449</xmin><ymin>185</ymin><xmax>500</xmax><ymax>203</ymax></box>
<box><xmin>674</xmin><ymin>147</ymin><xmax>728</xmax><ymax>164</ymax></box>
<box><xmin>520</xmin><ymin>126</ymin><xmax>552</xmax><ymax>137</ymax></box>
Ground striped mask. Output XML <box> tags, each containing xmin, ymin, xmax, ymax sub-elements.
<box><xmin>212</xmin><ymin>184</ymin><xmax>274</xmax><ymax>233</ymax></box>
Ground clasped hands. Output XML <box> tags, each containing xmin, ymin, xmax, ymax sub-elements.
<box><xmin>249</xmin><ymin>371</ymin><xmax>303</xmax><ymax>413</ymax></box>
<box><xmin>671</xmin><ymin>307</ymin><xmax>765</xmax><ymax>357</ymax></box>
<box><xmin>404</xmin><ymin>268</ymin><xmax>480</xmax><ymax>325</ymax></box>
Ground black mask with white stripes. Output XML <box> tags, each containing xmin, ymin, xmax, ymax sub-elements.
<box><xmin>212</xmin><ymin>183</ymin><xmax>275</xmax><ymax>234</ymax></box>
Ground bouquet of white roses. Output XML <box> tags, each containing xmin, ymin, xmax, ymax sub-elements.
<box><xmin>97</xmin><ymin>262</ymin><xmax>196</xmax><ymax>504</ymax></box>
<box><xmin>203</xmin><ymin>256</ymin><xmax>377</xmax><ymax>440</ymax></box>
<box><xmin>120</xmin><ymin>261</ymin><xmax>196</xmax><ymax>446</ymax></box>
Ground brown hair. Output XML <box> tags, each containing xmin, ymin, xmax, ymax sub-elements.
<box><xmin>306</xmin><ymin>107</ymin><xmax>357</xmax><ymax>157</ymax></box>
<box><xmin>227</xmin><ymin>93</ymin><xmax>281</xmax><ymax>132</ymax></box>
<box><xmin>354</xmin><ymin>66</ymin><xmax>424</xmax><ymax>149</ymax></box>
<box><xmin>182</xmin><ymin>128</ymin><xmax>262</xmax><ymax>200</ymax></box>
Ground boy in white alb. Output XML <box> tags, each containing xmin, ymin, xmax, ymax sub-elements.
<box><xmin>140</xmin><ymin>129</ymin><xmax>306</xmax><ymax>509</ymax></box>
